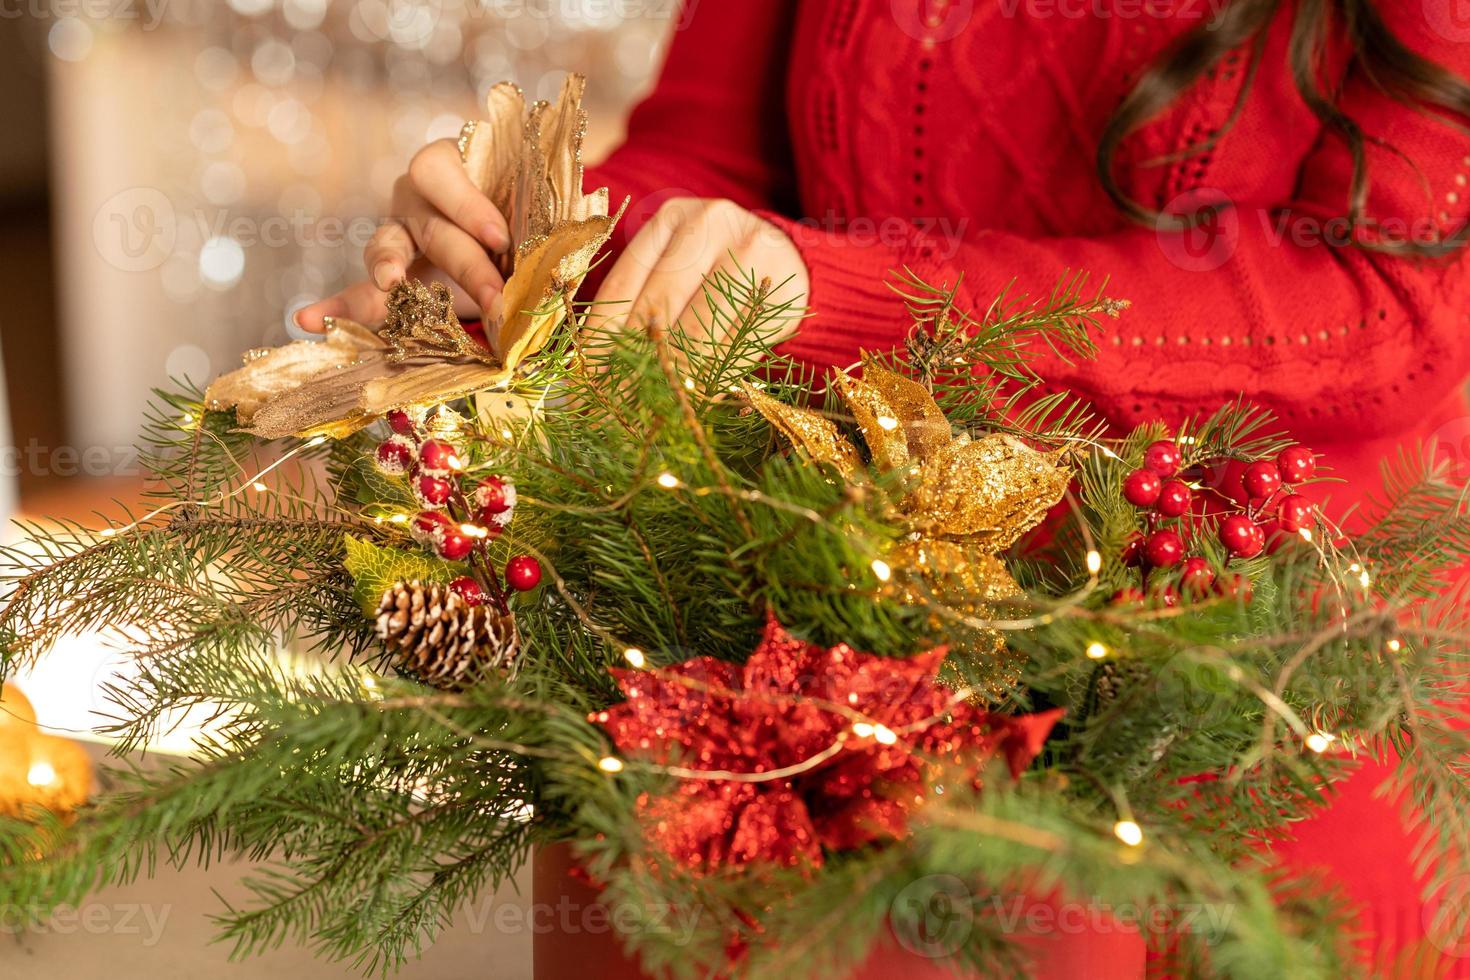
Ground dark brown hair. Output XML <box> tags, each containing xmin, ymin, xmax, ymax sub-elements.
<box><xmin>1096</xmin><ymin>0</ymin><xmax>1470</xmax><ymax>255</ymax></box>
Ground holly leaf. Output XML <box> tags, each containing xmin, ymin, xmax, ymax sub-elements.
<box><xmin>343</xmin><ymin>534</ymin><xmax>466</xmax><ymax>615</ymax></box>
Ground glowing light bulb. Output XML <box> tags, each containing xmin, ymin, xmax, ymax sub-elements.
<box><xmin>1305</xmin><ymin>732</ymin><xmax>1335</xmax><ymax>754</ymax></box>
<box><xmin>1085</xmin><ymin>550</ymin><xmax>1102</xmax><ymax>575</ymax></box>
<box><xmin>623</xmin><ymin>647</ymin><xmax>646</xmax><ymax>668</ymax></box>
<box><xmin>656</xmin><ymin>472</ymin><xmax>680</xmax><ymax>489</ymax></box>
<box><xmin>251</xmin><ymin>481</ymin><xmax>267</xmax><ymax>492</ymax></box>
<box><xmin>870</xmin><ymin>558</ymin><xmax>892</xmax><ymax>582</ymax></box>
<box><xmin>1113</xmin><ymin>820</ymin><xmax>1143</xmax><ymax>846</ymax></box>
<box><xmin>683</xmin><ymin>378</ymin><xmax>695</xmax><ymax>391</ymax></box>
<box><xmin>873</xmin><ymin>724</ymin><xmax>898</xmax><ymax>745</ymax></box>
<box><xmin>851</xmin><ymin>722</ymin><xmax>876</xmax><ymax>738</ymax></box>
<box><xmin>597</xmin><ymin>756</ymin><xmax>624</xmax><ymax>773</ymax></box>
<box><xmin>876</xmin><ymin>415</ymin><xmax>899</xmax><ymax>431</ymax></box>
<box><xmin>27</xmin><ymin>761</ymin><xmax>57</xmax><ymax>787</ymax></box>
<box><xmin>1387</xmin><ymin>638</ymin><xmax>1403</xmax><ymax>653</ymax></box>
<box><xmin>1086</xmin><ymin>642</ymin><xmax>1108</xmax><ymax>660</ymax></box>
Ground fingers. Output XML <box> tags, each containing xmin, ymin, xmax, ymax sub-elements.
<box><xmin>588</xmin><ymin>200</ymin><xmax>685</xmax><ymax>332</ymax></box>
<box><xmin>590</xmin><ymin>198</ymin><xmax>742</xmax><ymax>335</ymax></box>
<box><xmin>364</xmin><ymin>221</ymin><xmax>414</xmax><ymax>291</ymax></box>
<box><xmin>408</xmin><ymin>139</ymin><xmax>511</xmax><ymax>253</ymax></box>
<box><xmin>390</xmin><ymin>177</ymin><xmax>506</xmax><ymax>313</ymax></box>
<box><xmin>672</xmin><ymin>252</ymin><xmax>749</xmax><ymax>350</ymax></box>
<box><xmin>295</xmin><ymin>280</ymin><xmax>391</xmax><ymax>332</ymax></box>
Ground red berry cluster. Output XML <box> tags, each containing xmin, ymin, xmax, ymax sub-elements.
<box><xmin>372</xmin><ymin>408</ymin><xmax>542</xmax><ymax>599</ymax></box>
<box><xmin>1114</xmin><ymin>438</ymin><xmax>1318</xmax><ymax>606</ymax></box>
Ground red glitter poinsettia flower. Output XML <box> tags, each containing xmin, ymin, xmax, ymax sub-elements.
<box><xmin>592</xmin><ymin>615</ymin><xmax>1063</xmax><ymax>873</ymax></box>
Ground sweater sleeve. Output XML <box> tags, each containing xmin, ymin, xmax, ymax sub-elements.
<box><xmin>770</xmin><ymin>1</ymin><xmax>1470</xmax><ymax>441</ymax></box>
<box><xmin>583</xmin><ymin>0</ymin><xmax>797</xmax><ymax>286</ymax></box>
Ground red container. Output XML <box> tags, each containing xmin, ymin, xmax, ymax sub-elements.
<box><xmin>531</xmin><ymin>845</ymin><xmax>1146</xmax><ymax>980</ymax></box>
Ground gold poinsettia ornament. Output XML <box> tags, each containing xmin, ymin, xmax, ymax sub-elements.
<box><xmin>743</xmin><ymin>355</ymin><xmax>1075</xmax><ymax>691</ymax></box>
<box><xmin>206</xmin><ymin>74</ymin><xmax>627</xmax><ymax>439</ymax></box>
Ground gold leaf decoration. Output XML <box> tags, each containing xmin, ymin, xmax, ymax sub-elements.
<box><xmin>744</xmin><ymin>355</ymin><xmax>1075</xmax><ymax>695</ymax></box>
<box><xmin>205</xmin><ymin>73</ymin><xmax>626</xmax><ymax>439</ymax></box>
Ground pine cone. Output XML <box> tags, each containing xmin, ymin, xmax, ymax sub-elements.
<box><xmin>375</xmin><ymin>580</ymin><xmax>518</xmax><ymax>687</ymax></box>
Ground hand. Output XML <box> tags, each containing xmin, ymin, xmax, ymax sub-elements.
<box><xmin>296</xmin><ymin>138</ymin><xmax>511</xmax><ymax>331</ymax></box>
<box><xmin>589</xmin><ymin>197</ymin><xmax>807</xmax><ymax>350</ymax></box>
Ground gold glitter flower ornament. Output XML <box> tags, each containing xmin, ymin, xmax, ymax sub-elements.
<box><xmin>743</xmin><ymin>356</ymin><xmax>1075</xmax><ymax>689</ymax></box>
<box><xmin>743</xmin><ymin>356</ymin><xmax>1073</xmax><ymax>554</ymax></box>
<box><xmin>205</xmin><ymin>75</ymin><xmax>627</xmax><ymax>439</ymax></box>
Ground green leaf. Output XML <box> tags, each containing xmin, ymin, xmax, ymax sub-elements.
<box><xmin>342</xmin><ymin>534</ymin><xmax>466</xmax><ymax>615</ymax></box>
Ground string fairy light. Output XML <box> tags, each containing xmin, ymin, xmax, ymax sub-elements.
<box><xmin>623</xmin><ymin>647</ymin><xmax>646</xmax><ymax>668</ymax></box>
<box><xmin>1113</xmin><ymin>819</ymin><xmax>1143</xmax><ymax>847</ymax></box>
<box><xmin>1085</xmin><ymin>642</ymin><xmax>1108</xmax><ymax>660</ymax></box>
<box><xmin>1304</xmin><ymin>731</ymin><xmax>1336</xmax><ymax>754</ymax></box>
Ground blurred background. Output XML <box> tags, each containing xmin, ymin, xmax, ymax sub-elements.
<box><xmin>0</xmin><ymin>4</ymin><xmax>675</xmax><ymax>976</ymax></box>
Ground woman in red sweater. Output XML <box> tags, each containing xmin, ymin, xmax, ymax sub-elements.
<box><xmin>300</xmin><ymin>0</ymin><xmax>1470</xmax><ymax>971</ymax></box>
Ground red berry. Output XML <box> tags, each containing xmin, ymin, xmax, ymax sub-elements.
<box><xmin>386</xmin><ymin>409</ymin><xmax>416</xmax><ymax>436</ymax></box>
<box><xmin>504</xmin><ymin>554</ymin><xmax>542</xmax><ymax>591</ymax></box>
<box><xmin>1241</xmin><ymin>461</ymin><xmax>1282</xmax><ymax>500</ymax></box>
<box><xmin>1123</xmin><ymin>469</ymin><xmax>1162</xmax><ymax>507</ymax></box>
<box><xmin>1178</xmin><ymin>556</ymin><xmax>1215</xmax><ymax>596</ymax></box>
<box><xmin>1214</xmin><ymin>572</ymin><xmax>1254</xmax><ymax>602</ymax></box>
<box><xmin>1143</xmin><ymin>529</ymin><xmax>1185</xmax><ymax>568</ymax></box>
<box><xmin>436</xmin><ymin>530</ymin><xmax>475</xmax><ymax>561</ymax></box>
<box><xmin>374</xmin><ymin>436</ymin><xmax>414</xmax><ymax>476</ymax></box>
<box><xmin>1278</xmin><ymin>493</ymin><xmax>1314</xmax><ymax>533</ymax></box>
<box><xmin>1143</xmin><ymin>440</ymin><xmax>1183</xmax><ymax>478</ymax></box>
<box><xmin>473</xmin><ymin>476</ymin><xmax>515</xmax><ymax>518</ymax></box>
<box><xmin>1277</xmin><ymin>446</ymin><xmax>1317</xmax><ymax>484</ymax></box>
<box><xmin>1220</xmin><ymin>515</ymin><xmax>1265</xmax><ymax>558</ymax></box>
<box><xmin>418</xmin><ymin>438</ymin><xmax>461</xmax><ymax>472</ymax></box>
<box><xmin>410</xmin><ymin>510</ymin><xmax>453</xmax><ymax>545</ymax></box>
<box><xmin>1121</xmin><ymin>533</ymin><xmax>1145</xmax><ymax>567</ymax></box>
<box><xmin>448</xmin><ymin>575</ymin><xmax>485</xmax><ymax>606</ymax></box>
<box><xmin>412</xmin><ymin>469</ymin><xmax>454</xmax><ymax>507</ymax></box>
<box><xmin>1110</xmin><ymin>587</ymin><xmax>1146</xmax><ymax>605</ymax></box>
<box><xmin>1155</xmin><ymin>479</ymin><xmax>1193</xmax><ymax>518</ymax></box>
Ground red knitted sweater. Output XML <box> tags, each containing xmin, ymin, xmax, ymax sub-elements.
<box><xmin>586</xmin><ymin>0</ymin><xmax>1470</xmax><ymax>971</ymax></box>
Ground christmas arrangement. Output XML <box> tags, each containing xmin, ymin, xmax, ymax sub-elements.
<box><xmin>1</xmin><ymin>76</ymin><xmax>1469</xmax><ymax>978</ymax></box>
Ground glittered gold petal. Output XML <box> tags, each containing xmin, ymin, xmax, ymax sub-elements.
<box><xmin>741</xmin><ymin>383</ymin><xmax>862</xmax><ymax>479</ymax></box>
<box><xmin>885</xmin><ymin>537</ymin><xmax>1025</xmax><ymax>699</ymax></box>
<box><xmin>361</xmin><ymin>362</ymin><xmax>513</xmax><ymax>416</ymax></box>
<box><xmin>908</xmin><ymin>434</ymin><xmax>1072</xmax><ymax>549</ymax></box>
<box><xmin>495</xmin><ymin>202</ymin><xmax>625</xmax><ymax>370</ymax></box>
<box><xmin>829</xmin><ymin>370</ymin><xmax>909</xmax><ymax>473</ymax></box>
<box><xmin>204</xmin><ymin>318</ymin><xmax>386</xmax><ymax>424</ymax></box>
<box><xmin>858</xmin><ymin>355</ymin><xmax>952</xmax><ymax>462</ymax></box>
